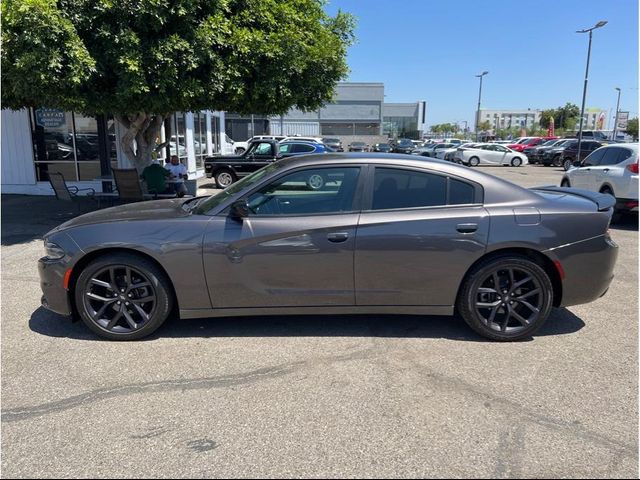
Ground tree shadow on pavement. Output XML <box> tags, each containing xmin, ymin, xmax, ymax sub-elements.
<box><xmin>29</xmin><ymin>306</ymin><xmax>585</xmax><ymax>343</ymax></box>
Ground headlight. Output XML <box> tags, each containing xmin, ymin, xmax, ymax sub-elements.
<box><xmin>44</xmin><ymin>241</ymin><xmax>65</xmax><ymax>260</ymax></box>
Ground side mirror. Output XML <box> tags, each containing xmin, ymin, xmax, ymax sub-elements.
<box><xmin>230</xmin><ymin>199</ymin><xmax>249</xmax><ymax>219</ymax></box>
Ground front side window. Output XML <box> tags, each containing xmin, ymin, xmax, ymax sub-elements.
<box><xmin>246</xmin><ymin>167</ymin><xmax>361</xmax><ymax>216</ymax></box>
<box><xmin>583</xmin><ymin>148</ymin><xmax>606</xmax><ymax>167</ymax></box>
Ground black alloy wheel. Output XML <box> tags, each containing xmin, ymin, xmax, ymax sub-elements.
<box><xmin>563</xmin><ymin>159</ymin><xmax>573</xmax><ymax>171</ymax></box>
<box><xmin>457</xmin><ymin>255</ymin><xmax>553</xmax><ymax>341</ymax></box>
<box><xmin>75</xmin><ymin>253</ymin><xmax>173</xmax><ymax>340</ymax></box>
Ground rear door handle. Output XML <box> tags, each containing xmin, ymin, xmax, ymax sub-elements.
<box><xmin>456</xmin><ymin>223</ymin><xmax>478</xmax><ymax>234</ymax></box>
<box><xmin>327</xmin><ymin>232</ymin><xmax>349</xmax><ymax>243</ymax></box>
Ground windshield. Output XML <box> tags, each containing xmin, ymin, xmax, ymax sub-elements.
<box><xmin>398</xmin><ymin>139</ymin><xmax>413</xmax><ymax>146</ymax></box>
<box><xmin>323</xmin><ymin>138</ymin><xmax>339</xmax><ymax>143</ymax></box>
<box><xmin>192</xmin><ymin>163</ymin><xmax>284</xmax><ymax>214</ymax></box>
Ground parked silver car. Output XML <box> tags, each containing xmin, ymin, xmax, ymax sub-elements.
<box><xmin>39</xmin><ymin>154</ymin><xmax>618</xmax><ymax>341</ymax></box>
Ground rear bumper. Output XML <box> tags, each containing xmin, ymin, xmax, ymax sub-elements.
<box><xmin>38</xmin><ymin>257</ymin><xmax>72</xmax><ymax>316</ymax></box>
<box><xmin>548</xmin><ymin>234</ymin><xmax>618</xmax><ymax>307</ymax></box>
<box><xmin>615</xmin><ymin>198</ymin><xmax>639</xmax><ymax>212</ymax></box>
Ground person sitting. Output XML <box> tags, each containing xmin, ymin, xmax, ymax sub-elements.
<box><xmin>164</xmin><ymin>155</ymin><xmax>188</xmax><ymax>197</ymax></box>
<box><xmin>141</xmin><ymin>160</ymin><xmax>173</xmax><ymax>196</ymax></box>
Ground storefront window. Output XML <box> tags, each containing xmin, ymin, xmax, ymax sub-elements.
<box><xmin>321</xmin><ymin>122</ymin><xmax>355</xmax><ymax>135</ymax></box>
<box><xmin>170</xmin><ymin>112</ymin><xmax>188</xmax><ymax>163</ymax></box>
<box><xmin>31</xmin><ymin>109</ymin><xmax>77</xmax><ymax>181</ymax></box>
<box><xmin>194</xmin><ymin>112</ymin><xmax>206</xmax><ymax>168</ymax></box>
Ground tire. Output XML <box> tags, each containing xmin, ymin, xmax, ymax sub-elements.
<box><xmin>74</xmin><ymin>252</ymin><xmax>174</xmax><ymax>340</ymax></box>
<box><xmin>563</xmin><ymin>159</ymin><xmax>573</xmax><ymax>171</ymax></box>
<box><xmin>214</xmin><ymin>169</ymin><xmax>236</xmax><ymax>188</ymax></box>
<box><xmin>560</xmin><ymin>178</ymin><xmax>571</xmax><ymax>187</ymax></box>
<box><xmin>552</xmin><ymin>156</ymin><xmax>562</xmax><ymax>168</ymax></box>
<box><xmin>469</xmin><ymin>156</ymin><xmax>480</xmax><ymax>167</ymax></box>
<box><xmin>235</xmin><ymin>147</ymin><xmax>245</xmax><ymax>155</ymax></box>
<box><xmin>510</xmin><ymin>157</ymin><xmax>522</xmax><ymax>167</ymax></box>
<box><xmin>456</xmin><ymin>255</ymin><xmax>553</xmax><ymax>341</ymax></box>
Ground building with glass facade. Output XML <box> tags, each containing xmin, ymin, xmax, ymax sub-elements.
<box><xmin>1</xmin><ymin>108</ymin><xmax>227</xmax><ymax>195</ymax></box>
<box><xmin>224</xmin><ymin>82</ymin><xmax>426</xmax><ymax>145</ymax></box>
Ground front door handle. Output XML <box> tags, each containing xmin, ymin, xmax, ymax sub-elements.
<box><xmin>603</xmin><ymin>168</ymin><xmax>610</xmax><ymax>173</ymax></box>
<box><xmin>456</xmin><ymin>223</ymin><xmax>478</xmax><ymax>234</ymax></box>
<box><xmin>327</xmin><ymin>232</ymin><xmax>349</xmax><ymax>243</ymax></box>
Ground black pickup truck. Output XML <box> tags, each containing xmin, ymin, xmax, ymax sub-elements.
<box><xmin>205</xmin><ymin>139</ymin><xmax>281</xmax><ymax>188</ymax></box>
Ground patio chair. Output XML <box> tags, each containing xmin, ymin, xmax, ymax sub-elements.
<box><xmin>48</xmin><ymin>172</ymin><xmax>97</xmax><ymax>214</ymax></box>
<box><xmin>112</xmin><ymin>168</ymin><xmax>177</xmax><ymax>203</ymax></box>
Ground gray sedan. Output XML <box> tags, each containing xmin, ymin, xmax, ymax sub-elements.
<box><xmin>39</xmin><ymin>154</ymin><xmax>618</xmax><ymax>341</ymax></box>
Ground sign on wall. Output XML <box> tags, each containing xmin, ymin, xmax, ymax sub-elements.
<box><xmin>35</xmin><ymin>108</ymin><xmax>66</xmax><ymax>128</ymax></box>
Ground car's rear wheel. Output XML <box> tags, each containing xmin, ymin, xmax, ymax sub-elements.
<box><xmin>563</xmin><ymin>159</ymin><xmax>573</xmax><ymax>171</ymax></box>
<box><xmin>552</xmin><ymin>156</ymin><xmax>562</xmax><ymax>167</ymax></box>
<box><xmin>469</xmin><ymin>156</ymin><xmax>480</xmax><ymax>167</ymax></box>
<box><xmin>456</xmin><ymin>255</ymin><xmax>553</xmax><ymax>341</ymax></box>
<box><xmin>510</xmin><ymin>157</ymin><xmax>522</xmax><ymax>167</ymax></box>
<box><xmin>74</xmin><ymin>253</ymin><xmax>174</xmax><ymax>340</ymax></box>
<box><xmin>215</xmin><ymin>169</ymin><xmax>236</xmax><ymax>188</ymax></box>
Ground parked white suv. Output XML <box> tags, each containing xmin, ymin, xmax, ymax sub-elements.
<box><xmin>561</xmin><ymin>144</ymin><xmax>639</xmax><ymax>213</ymax></box>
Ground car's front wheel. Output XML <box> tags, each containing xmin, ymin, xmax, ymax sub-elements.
<box><xmin>456</xmin><ymin>255</ymin><xmax>553</xmax><ymax>341</ymax></box>
<box><xmin>215</xmin><ymin>169</ymin><xmax>236</xmax><ymax>188</ymax></box>
<box><xmin>74</xmin><ymin>253</ymin><xmax>174</xmax><ymax>340</ymax></box>
<box><xmin>510</xmin><ymin>157</ymin><xmax>522</xmax><ymax>167</ymax></box>
<box><xmin>563</xmin><ymin>159</ymin><xmax>573</xmax><ymax>171</ymax></box>
<box><xmin>561</xmin><ymin>178</ymin><xmax>571</xmax><ymax>187</ymax></box>
<box><xmin>468</xmin><ymin>156</ymin><xmax>480</xmax><ymax>167</ymax></box>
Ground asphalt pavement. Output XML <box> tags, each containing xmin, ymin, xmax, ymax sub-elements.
<box><xmin>1</xmin><ymin>163</ymin><xmax>638</xmax><ymax>478</ymax></box>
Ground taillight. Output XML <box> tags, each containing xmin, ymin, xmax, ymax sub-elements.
<box><xmin>627</xmin><ymin>162</ymin><xmax>639</xmax><ymax>174</ymax></box>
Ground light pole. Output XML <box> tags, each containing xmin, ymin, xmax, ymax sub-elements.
<box><xmin>475</xmin><ymin>71</ymin><xmax>488</xmax><ymax>141</ymax></box>
<box><xmin>613</xmin><ymin>87</ymin><xmax>621</xmax><ymax>141</ymax></box>
<box><xmin>576</xmin><ymin>20</ymin><xmax>607</xmax><ymax>163</ymax></box>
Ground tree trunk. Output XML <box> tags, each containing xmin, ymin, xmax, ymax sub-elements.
<box><xmin>115</xmin><ymin>112</ymin><xmax>168</xmax><ymax>173</ymax></box>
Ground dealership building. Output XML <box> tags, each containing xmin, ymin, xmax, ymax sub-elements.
<box><xmin>226</xmin><ymin>82</ymin><xmax>427</xmax><ymax>146</ymax></box>
<box><xmin>1</xmin><ymin>82</ymin><xmax>425</xmax><ymax>195</ymax></box>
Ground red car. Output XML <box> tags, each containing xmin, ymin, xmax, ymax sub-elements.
<box><xmin>508</xmin><ymin>136</ymin><xmax>558</xmax><ymax>152</ymax></box>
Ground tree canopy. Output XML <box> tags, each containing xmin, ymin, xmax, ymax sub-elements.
<box><xmin>625</xmin><ymin>117</ymin><xmax>638</xmax><ymax>140</ymax></box>
<box><xmin>2</xmin><ymin>0</ymin><xmax>355</xmax><ymax>169</ymax></box>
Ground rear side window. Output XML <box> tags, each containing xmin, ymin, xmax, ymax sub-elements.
<box><xmin>449</xmin><ymin>178</ymin><xmax>475</xmax><ymax>205</ymax></box>
<box><xmin>372</xmin><ymin>168</ymin><xmax>446</xmax><ymax>210</ymax></box>
<box><xmin>599</xmin><ymin>148</ymin><xmax>622</xmax><ymax>166</ymax></box>
<box><xmin>291</xmin><ymin>143</ymin><xmax>315</xmax><ymax>153</ymax></box>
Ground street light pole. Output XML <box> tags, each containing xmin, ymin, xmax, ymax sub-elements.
<box><xmin>576</xmin><ymin>20</ymin><xmax>607</xmax><ymax>163</ymax></box>
<box><xmin>475</xmin><ymin>71</ymin><xmax>488</xmax><ymax>141</ymax></box>
<box><xmin>613</xmin><ymin>87</ymin><xmax>621</xmax><ymax>141</ymax></box>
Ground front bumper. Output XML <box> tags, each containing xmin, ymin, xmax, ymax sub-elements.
<box><xmin>38</xmin><ymin>257</ymin><xmax>72</xmax><ymax>316</ymax></box>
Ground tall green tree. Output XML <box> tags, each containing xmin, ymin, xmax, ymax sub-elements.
<box><xmin>2</xmin><ymin>0</ymin><xmax>355</xmax><ymax>171</ymax></box>
<box><xmin>625</xmin><ymin>117</ymin><xmax>638</xmax><ymax>140</ymax></box>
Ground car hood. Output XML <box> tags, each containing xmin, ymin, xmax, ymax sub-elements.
<box><xmin>46</xmin><ymin>198</ymin><xmax>192</xmax><ymax>235</ymax></box>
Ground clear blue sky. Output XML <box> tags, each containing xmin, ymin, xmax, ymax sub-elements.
<box><xmin>325</xmin><ymin>0</ymin><xmax>639</xmax><ymax>128</ymax></box>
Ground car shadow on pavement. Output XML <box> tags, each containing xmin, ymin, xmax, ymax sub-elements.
<box><xmin>610</xmin><ymin>214</ymin><xmax>638</xmax><ymax>231</ymax></box>
<box><xmin>29</xmin><ymin>306</ymin><xmax>585</xmax><ymax>343</ymax></box>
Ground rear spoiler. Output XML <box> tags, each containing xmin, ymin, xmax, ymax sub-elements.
<box><xmin>531</xmin><ymin>185</ymin><xmax>616</xmax><ymax>212</ymax></box>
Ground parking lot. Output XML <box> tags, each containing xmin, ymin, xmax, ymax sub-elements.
<box><xmin>1</xmin><ymin>164</ymin><xmax>638</xmax><ymax>478</ymax></box>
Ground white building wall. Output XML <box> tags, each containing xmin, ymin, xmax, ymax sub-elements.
<box><xmin>1</xmin><ymin>109</ymin><xmax>36</xmax><ymax>186</ymax></box>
